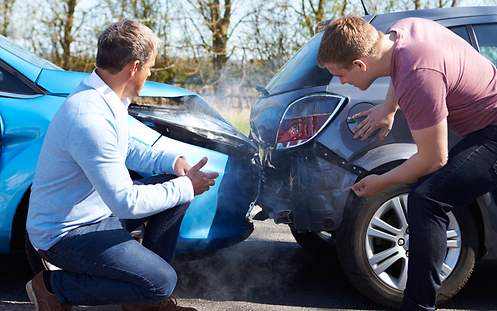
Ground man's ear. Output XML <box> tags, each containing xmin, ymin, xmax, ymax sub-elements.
<box><xmin>352</xmin><ymin>59</ymin><xmax>367</xmax><ymax>72</ymax></box>
<box><xmin>129</xmin><ymin>60</ymin><xmax>140</xmax><ymax>76</ymax></box>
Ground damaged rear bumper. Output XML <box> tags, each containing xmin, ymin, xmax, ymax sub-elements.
<box><xmin>255</xmin><ymin>143</ymin><xmax>363</xmax><ymax>233</ymax></box>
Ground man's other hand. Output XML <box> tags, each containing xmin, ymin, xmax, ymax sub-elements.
<box><xmin>186</xmin><ymin>157</ymin><xmax>219</xmax><ymax>196</ymax></box>
<box><xmin>352</xmin><ymin>174</ymin><xmax>389</xmax><ymax>197</ymax></box>
<box><xmin>174</xmin><ymin>156</ymin><xmax>191</xmax><ymax>176</ymax></box>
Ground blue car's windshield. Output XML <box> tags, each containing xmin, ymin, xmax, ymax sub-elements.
<box><xmin>0</xmin><ymin>36</ymin><xmax>61</xmax><ymax>70</ymax></box>
<box><xmin>265</xmin><ymin>32</ymin><xmax>331</xmax><ymax>95</ymax></box>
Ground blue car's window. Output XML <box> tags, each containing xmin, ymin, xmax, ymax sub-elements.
<box><xmin>473</xmin><ymin>23</ymin><xmax>497</xmax><ymax>66</ymax></box>
<box><xmin>0</xmin><ymin>36</ymin><xmax>61</xmax><ymax>70</ymax></box>
<box><xmin>265</xmin><ymin>32</ymin><xmax>331</xmax><ymax>95</ymax></box>
<box><xmin>0</xmin><ymin>66</ymin><xmax>37</xmax><ymax>95</ymax></box>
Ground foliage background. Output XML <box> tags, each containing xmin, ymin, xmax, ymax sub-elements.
<box><xmin>1</xmin><ymin>0</ymin><xmax>495</xmax><ymax>116</ymax></box>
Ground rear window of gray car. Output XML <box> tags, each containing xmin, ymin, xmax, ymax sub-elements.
<box><xmin>473</xmin><ymin>23</ymin><xmax>497</xmax><ymax>66</ymax></box>
<box><xmin>449</xmin><ymin>26</ymin><xmax>471</xmax><ymax>43</ymax></box>
<box><xmin>264</xmin><ymin>32</ymin><xmax>332</xmax><ymax>95</ymax></box>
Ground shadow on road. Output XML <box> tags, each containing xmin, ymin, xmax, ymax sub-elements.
<box><xmin>0</xmin><ymin>236</ymin><xmax>496</xmax><ymax>310</ymax></box>
<box><xmin>174</xmin><ymin>239</ymin><xmax>377</xmax><ymax>310</ymax></box>
<box><xmin>0</xmin><ymin>250</ymin><xmax>31</xmax><ymax>302</ymax></box>
<box><xmin>174</xmin><ymin>238</ymin><xmax>497</xmax><ymax>310</ymax></box>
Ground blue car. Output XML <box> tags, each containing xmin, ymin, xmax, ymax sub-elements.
<box><xmin>0</xmin><ymin>35</ymin><xmax>260</xmax><ymax>264</ymax></box>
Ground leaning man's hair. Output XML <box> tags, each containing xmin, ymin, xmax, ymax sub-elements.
<box><xmin>317</xmin><ymin>16</ymin><xmax>382</xmax><ymax>68</ymax></box>
<box><xmin>96</xmin><ymin>19</ymin><xmax>159</xmax><ymax>73</ymax></box>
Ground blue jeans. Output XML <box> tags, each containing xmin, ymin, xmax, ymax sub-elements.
<box><xmin>38</xmin><ymin>174</ymin><xmax>188</xmax><ymax>305</ymax></box>
<box><xmin>401</xmin><ymin>125</ymin><xmax>497</xmax><ymax>310</ymax></box>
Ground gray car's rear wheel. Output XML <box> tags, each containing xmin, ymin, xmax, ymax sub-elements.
<box><xmin>337</xmin><ymin>186</ymin><xmax>478</xmax><ymax>309</ymax></box>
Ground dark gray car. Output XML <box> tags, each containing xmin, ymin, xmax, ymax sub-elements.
<box><xmin>250</xmin><ymin>6</ymin><xmax>497</xmax><ymax>308</ymax></box>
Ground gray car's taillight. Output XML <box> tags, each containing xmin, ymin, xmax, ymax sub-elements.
<box><xmin>275</xmin><ymin>93</ymin><xmax>346</xmax><ymax>150</ymax></box>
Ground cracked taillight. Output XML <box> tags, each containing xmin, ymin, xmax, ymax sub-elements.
<box><xmin>275</xmin><ymin>94</ymin><xmax>346</xmax><ymax>150</ymax></box>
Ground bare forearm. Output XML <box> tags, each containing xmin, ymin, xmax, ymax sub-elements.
<box><xmin>382</xmin><ymin>153</ymin><xmax>446</xmax><ymax>186</ymax></box>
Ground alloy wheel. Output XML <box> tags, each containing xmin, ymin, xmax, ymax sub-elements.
<box><xmin>365</xmin><ymin>194</ymin><xmax>461</xmax><ymax>290</ymax></box>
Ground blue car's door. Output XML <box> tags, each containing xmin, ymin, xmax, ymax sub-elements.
<box><xmin>0</xmin><ymin>63</ymin><xmax>65</xmax><ymax>253</ymax></box>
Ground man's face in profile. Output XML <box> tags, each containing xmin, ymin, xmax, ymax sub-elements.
<box><xmin>324</xmin><ymin>61</ymin><xmax>374</xmax><ymax>91</ymax></box>
<box><xmin>127</xmin><ymin>50</ymin><xmax>157</xmax><ymax>97</ymax></box>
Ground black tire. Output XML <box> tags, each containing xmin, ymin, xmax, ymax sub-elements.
<box><xmin>336</xmin><ymin>186</ymin><xmax>478</xmax><ymax>309</ymax></box>
<box><xmin>24</xmin><ymin>232</ymin><xmax>45</xmax><ymax>275</ymax></box>
<box><xmin>290</xmin><ymin>227</ymin><xmax>337</xmax><ymax>256</ymax></box>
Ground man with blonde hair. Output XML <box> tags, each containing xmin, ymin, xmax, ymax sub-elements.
<box><xmin>25</xmin><ymin>19</ymin><xmax>217</xmax><ymax>311</ymax></box>
<box><xmin>318</xmin><ymin>16</ymin><xmax>497</xmax><ymax>310</ymax></box>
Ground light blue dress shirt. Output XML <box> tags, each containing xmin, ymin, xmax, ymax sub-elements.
<box><xmin>27</xmin><ymin>71</ymin><xmax>194</xmax><ymax>251</ymax></box>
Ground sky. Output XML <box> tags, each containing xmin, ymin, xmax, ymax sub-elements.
<box><xmin>6</xmin><ymin>0</ymin><xmax>497</xmax><ymax>61</ymax></box>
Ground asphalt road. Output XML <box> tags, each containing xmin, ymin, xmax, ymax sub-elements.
<box><xmin>1</xmin><ymin>220</ymin><xmax>496</xmax><ymax>311</ymax></box>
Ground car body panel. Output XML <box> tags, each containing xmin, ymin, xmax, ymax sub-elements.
<box><xmin>0</xmin><ymin>35</ymin><xmax>61</xmax><ymax>82</ymax></box>
<box><xmin>128</xmin><ymin>106</ymin><xmax>260</xmax><ymax>253</ymax></box>
<box><xmin>0</xmin><ymin>94</ymin><xmax>64</xmax><ymax>252</ymax></box>
<box><xmin>370</xmin><ymin>6</ymin><xmax>497</xmax><ymax>31</ymax></box>
<box><xmin>0</xmin><ymin>45</ymin><xmax>41</xmax><ymax>82</ymax></box>
<box><xmin>36</xmin><ymin>69</ymin><xmax>198</xmax><ymax>99</ymax></box>
<box><xmin>36</xmin><ymin>69</ymin><xmax>89</xmax><ymax>95</ymax></box>
<box><xmin>352</xmin><ymin>143</ymin><xmax>417</xmax><ymax>171</ymax></box>
<box><xmin>127</xmin><ymin>117</ymin><xmax>255</xmax><ymax>253</ymax></box>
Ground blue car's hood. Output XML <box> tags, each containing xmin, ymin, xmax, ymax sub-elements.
<box><xmin>36</xmin><ymin>69</ymin><xmax>195</xmax><ymax>97</ymax></box>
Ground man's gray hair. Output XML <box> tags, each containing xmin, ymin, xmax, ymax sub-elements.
<box><xmin>96</xmin><ymin>19</ymin><xmax>159</xmax><ymax>73</ymax></box>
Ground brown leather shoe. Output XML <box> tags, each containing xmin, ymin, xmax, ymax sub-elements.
<box><xmin>158</xmin><ymin>297</ymin><xmax>197</xmax><ymax>311</ymax></box>
<box><xmin>122</xmin><ymin>297</ymin><xmax>197</xmax><ymax>311</ymax></box>
<box><xmin>25</xmin><ymin>271</ymin><xmax>72</xmax><ymax>311</ymax></box>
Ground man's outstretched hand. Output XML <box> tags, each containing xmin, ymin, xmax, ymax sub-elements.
<box><xmin>186</xmin><ymin>157</ymin><xmax>219</xmax><ymax>196</ymax></box>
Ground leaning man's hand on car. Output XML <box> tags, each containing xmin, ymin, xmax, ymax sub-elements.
<box><xmin>352</xmin><ymin>174</ymin><xmax>389</xmax><ymax>197</ymax></box>
<box><xmin>186</xmin><ymin>157</ymin><xmax>219</xmax><ymax>196</ymax></box>
<box><xmin>352</xmin><ymin>104</ymin><xmax>395</xmax><ymax>141</ymax></box>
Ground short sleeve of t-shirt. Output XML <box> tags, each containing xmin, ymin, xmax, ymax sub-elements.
<box><xmin>395</xmin><ymin>68</ymin><xmax>448</xmax><ymax>130</ymax></box>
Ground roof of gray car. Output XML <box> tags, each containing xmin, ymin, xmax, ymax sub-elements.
<box><xmin>371</xmin><ymin>6</ymin><xmax>497</xmax><ymax>31</ymax></box>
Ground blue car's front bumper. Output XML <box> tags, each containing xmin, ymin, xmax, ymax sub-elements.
<box><xmin>128</xmin><ymin>115</ymin><xmax>260</xmax><ymax>255</ymax></box>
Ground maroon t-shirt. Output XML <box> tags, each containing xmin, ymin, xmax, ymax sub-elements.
<box><xmin>390</xmin><ymin>18</ymin><xmax>497</xmax><ymax>136</ymax></box>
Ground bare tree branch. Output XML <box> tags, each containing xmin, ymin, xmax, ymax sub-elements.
<box><xmin>1</xmin><ymin>0</ymin><xmax>15</xmax><ymax>36</ymax></box>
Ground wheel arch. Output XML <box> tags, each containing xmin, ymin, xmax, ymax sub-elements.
<box><xmin>352</xmin><ymin>143</ymin><xmax>417</xmax><ymax>172</ymax></box>
<box><xmin>10</xmin><ymin>187</ymin><xmax>31</xmax><ymax>251</ymax></box>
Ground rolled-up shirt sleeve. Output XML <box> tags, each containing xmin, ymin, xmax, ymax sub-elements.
<box><xmin>67</xmin><ymin>114</ymin><xmax>194</xmax><ymax>219</ymax></box>
<box><xmin>126</xmin><ymin>136</ymin><xmax>180</xmax><ymax>174</ymax></box>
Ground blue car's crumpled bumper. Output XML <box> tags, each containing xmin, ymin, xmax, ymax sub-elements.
<box><xmin>128</xmin><ymin>106</ymin><xmax>260</xmax><ymax>255</ymax></box>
